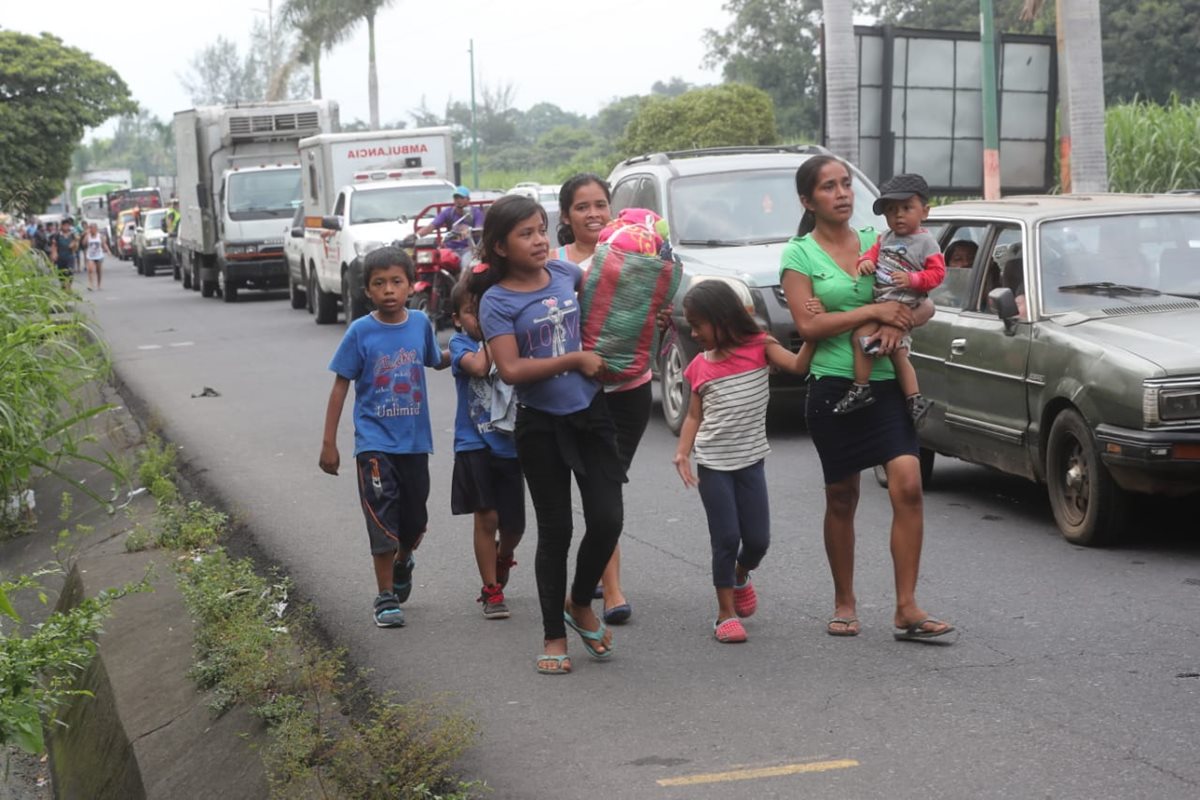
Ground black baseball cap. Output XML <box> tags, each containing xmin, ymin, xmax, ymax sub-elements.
<box><xmin>872</xmin><ymin>173</ymin><xmax>929</xmax><ymax>215</ymax></box>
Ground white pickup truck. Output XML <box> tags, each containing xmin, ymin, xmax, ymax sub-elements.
<box><xmin>297</xmin><ymin>128</ymin><xmax>455</xmax><ymax>323</ymax></box>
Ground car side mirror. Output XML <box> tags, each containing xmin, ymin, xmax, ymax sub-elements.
<box><xmin>987</xmin><ymin>287</ymin><xmax>1020</xmax><ymax>336</ymax></box>
<box><xmin>290</xmin><ymin>226</ymin><xmax>304</xmax><ymax>238</ymax></box>
<box><xmin>321</xmin><ymin>216</ymin><xmax>342</xmax><ymax>231</ymax></box>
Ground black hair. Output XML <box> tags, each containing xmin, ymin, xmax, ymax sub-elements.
<box><xmin>450</xmin><ymin>272</ymin><xmax>476</xmax><ymax>317</ymax></box>
<box><xmin>793</xmin><ymin>155</ymin><xmax>851</xmax><ymax>237</ymax></box>
<box><xmin>682</xmin><ymin>281</ymin><xmax>761</xmax><ymax>351</ymax></box>
<box><xmin>944</xmin><ymin>239</ymin><xmax>978</xmax><ymax>265</ymax></box>
<box><xmin>362</xmin><ymin>245</ymin><xmax>414</xmax><ymax>285</ymax></box>
<box><xmin>468</xmin><ymin>195</ymin><xmax>547</xmax><ymax>297</ymax></box>
<box><xmin>556</xmin><ymin>173</ymin><xmax>611</xmax><ymax>246</ymax></box>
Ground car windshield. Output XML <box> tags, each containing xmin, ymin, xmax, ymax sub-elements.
<box><xmin>350</xmin><ymin>185</ymin><xmax>453</xmax><ymax>224</ymax></box>
<box><xmin>143</xmin><ymin>211</ymin><xmax>166</xmax><ymax>229</ymax></box>
<box><xmin>1039</xmin><ymin>212</ymin><xmax>1200</xmax><ymax>312</ymax></box>
<box><xmin>226</xmin><ymin>168</ymin><xmax>301</xmax><ymax>220</ymax></box>
<box><xmin>669</xmin><ymin>168</ymin><xmax>880</xmax><ymax>245</ymax></box>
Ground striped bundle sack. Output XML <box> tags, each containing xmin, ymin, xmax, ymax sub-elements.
<box><xmin>580</xmin><ymin>209</ymin><xmax>682</xmax><ymax>384</ymax></box>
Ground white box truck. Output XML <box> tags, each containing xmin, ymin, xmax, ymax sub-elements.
<box><xmin>174</xmin><ymin>100</ymin><xmax>339</xmax><ymax>302</ymax></box>
<box><xmin>297</xmin><ymin>128</ymin><xmax>455</xmax><ymax>323</ymax></box>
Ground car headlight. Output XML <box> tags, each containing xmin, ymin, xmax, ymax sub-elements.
<box><xmin>354</xmin><ymin>240</ymin><xmax>384</xmax><ymax>257</ymax></box>
<box><xmin>225</xmin><ymin>244</ymin><xmax>252</xmax><ymax>255</ymax></box>
<box><xmin>1160</xmin><ymin>389</ymin><xmax>1200</xmax><ymax>421</ymax></box>
<box><xmin>416</xmin><ymin>250</ymin><xmax>434</xmax><ymax>264</ymax></box>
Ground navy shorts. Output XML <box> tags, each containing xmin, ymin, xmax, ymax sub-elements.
<box><xmin>450</xmin><ymin>449</ymin><xmax>526</xmax><ymax>535</ymax></box>
<box><xmin>355</xmin><ymin>452</ymin><xmax>429</xmax><ymax>554</ymax></box>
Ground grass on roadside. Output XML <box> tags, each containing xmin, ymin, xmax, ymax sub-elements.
<box><xmin>133</xmin><ymin>435</ymin><xmax>482</xmax><ymax>798</ymax></box>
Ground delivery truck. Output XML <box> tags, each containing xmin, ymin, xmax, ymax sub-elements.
<box><xmin>297</xmin><ymin>128</ymin><xmax>455</xmax><ymax>322</ymax></box>
<box><xmin>174</xmin><ymin>99</ymin><xmax>339</xmax><ymax>302</ymax></box>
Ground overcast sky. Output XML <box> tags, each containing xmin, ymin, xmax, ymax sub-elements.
<box><xmin>6</xmin><ymin>0</ymin><xmax>736</xmax><ymax>137</ymax></box>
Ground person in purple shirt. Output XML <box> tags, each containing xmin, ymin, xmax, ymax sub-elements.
<box><xmin>415</xmin><ymin>185</ymin><xmax>484</xmax><ymax>252</ymax></box>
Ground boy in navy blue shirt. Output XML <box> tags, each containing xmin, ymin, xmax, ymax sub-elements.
<box><xmin>448</xmin><ymin>278</ymin><xmax>525</xmax><ymax>620</ymax></box>
<box><xmin>320</xmin><ymin>246</ymin><xmax>449</xmax><ymax>628</ymax></box>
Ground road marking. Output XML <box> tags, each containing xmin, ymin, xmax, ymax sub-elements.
<box><xmin>137</xmin><ymin>344</ymin><xmax>162</xmax><ymax>350</ymax></box>
<box><xmin>169</xmin><ymin>341</ymin><xmax>195</xmax><ymax>347</ymax></box>
<box><xmin>656</xmin><ymin>759</ymin><xmax>859</xmax><ymax>787</ymax></box>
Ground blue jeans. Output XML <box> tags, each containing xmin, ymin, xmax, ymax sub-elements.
<box><xmin>697</xmin><ymin>460</ymin><xmax>770</xmax><ymax>588</ymax></box>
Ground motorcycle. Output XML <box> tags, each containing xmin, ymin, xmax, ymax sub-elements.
<box><xmin>403</xmin><ymin>200</ymin><xmax>491</xmax><ymax>329</ymax></box>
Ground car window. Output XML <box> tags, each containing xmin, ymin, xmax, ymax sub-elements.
<box><xmin>630</xmin><ymin>178</ymin><xmax>660</xmax><ymax>214</ymax></box>
<box><xmin>333</xmin><ymin>193</ymin><xmax>346</xmax><ymax>216</ymax></box>
<box><xmin>610</xmin><ymin>177</ymin><xmax>642</xmax><ymax>213</ymax></box>
<box><xmin>1039</xmin><ymin>211</ymin><xmax>1200</xmax><ymax>311</ymax></box>
<box><xmin>974</xmin><ymin>225</ymin><xmax>1024</xmax><ymax>316</ymax></box>
<box><xmin>929</xmin><ymin>223</ymin><xmax>988</xmax><ymax>309</ymax></box>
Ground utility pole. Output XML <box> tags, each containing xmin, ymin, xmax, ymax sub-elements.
<box><xmin>980</xmin><ymin>0</ymin><xmax>1001</xmax><ymax>199</ymax></box>
<box><xmin>469</xmin><ymin>39</ymin><xmax>479</xmax><ymax>189</ymax></box>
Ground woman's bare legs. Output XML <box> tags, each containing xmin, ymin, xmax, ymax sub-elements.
<box><xmin>884</xmin><ymin>453</ymin><xmax>950</xmax><ymax>634</ymax></box>
<box><xmin>823</xmin><ymin>474</ymin><xmax>860</xmax><ymax>633</ymax></box>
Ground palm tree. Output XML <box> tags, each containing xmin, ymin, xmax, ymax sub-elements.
<box><xmin>281</xmin><ymin>0</ymin><xmax>352</xmax><ymax>100</ymax></box>
<box><xmin>349</xmin><ymin>0</ymin><xmax>397</xmax><ymax>129</ymax></box>
<box><xmin>822</xmin><ymin>0</ymin><xmax>858</xmax><ymax>165</ymax></box>
<box><xmin>1022</xmin><ymin>0</ymin><xmax>1107</xmax><ymax>192</ymax></box>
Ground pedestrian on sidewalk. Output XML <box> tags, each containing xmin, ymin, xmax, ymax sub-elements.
<box><xmin>472</xmin><ymin>195</ymin><xmax>618</xmax><ymax>675</ymax></box>
<box><xmin>671</xmin><ymin>281</ymin><xmax>812</xmax><ymax>643</ymax></box>
<box><xmin>83</xmin><ymin>222</ymin><xmax>109</xmax><ymax>291</ymax></box>
<box><xmin>448</xmin><ymin>276</ymin><xmax>525</xmax><ymax>620</ymax></box>
<box><xmin>319</xmin><ymin>245</ymin><xmax>450</xmax><ymax>629</ymax></box>
<box><xmin>779</xmin><ymin>155</ymin><xmax>956</xmax><ymax>643</ymax></box>
<box><xmin>48</xmin><ymin>219</ymin><xmax>77</xmax><ymax>289</ymax></box>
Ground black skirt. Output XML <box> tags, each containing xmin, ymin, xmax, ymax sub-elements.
<box><xmin>805</xmin><ymin>376</ymin><xmax>919</xmax><ymax>485</ymax></box>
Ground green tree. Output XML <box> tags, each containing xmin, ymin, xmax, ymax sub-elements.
<box><xmin>1101</xmin><ymin>0</ymin><xmax>1200</xmax><ymax>103</ymax></box>
<box><xmin>859</xmin><ymin>0</ymin><xmax>1048</xmax><ymax>33</ymax></box>
<box><xmin>281</xmin><ymin>0</ymin><xmax>353</xmax><ymax>100</ymax></box>
<box><xmin>593</xmin><ymin>95</ymin><xmax>648</xmax><ymax>142</ymax></box>
<box><xmin>0</xmin><ymin>32</ymin><xmax>135</xmax><ymax>214</ymax></box>
<box><xmin>651</xmin><ymin>77</ymin><xmax>696</xmax><ymax>98</ymax></box>
<box><xmin>180</xmin><ymin>20</ymin><xmax>310</xmax><ymax>105</ymax></box>
<box><xmin>703</xmin><ymin>0</ymin><xmax>824</xmax><ymax>138</ymax></box>
<box><xmin>621</xmin><ymin>83</ymin><xmax>778</xmax><ymax>157</ymax></box>
<box><xmin>520</xmin><ymin>102</ymin><xmax>587</xmax><ymax>142</ymax></box>
<box><xmin>74</xmin><ymin>111</ymin><xmax>175</xmax><ymax>187</ymax></box>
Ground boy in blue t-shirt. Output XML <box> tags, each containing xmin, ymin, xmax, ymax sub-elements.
<box><xmin>319</xmin><ymin>246</ymin><xmax>450</xmax><ymax>628</ymax></box>
<box><xmin>448</xmin><ymin>279</ymin><xmax>526</xmax><ymax>620</ymax></box>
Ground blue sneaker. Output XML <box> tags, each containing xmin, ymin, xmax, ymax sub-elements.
<box><xmin>373</xmin><ymin>592</ymin><xmax>405</xmax><ymax>628</ymax></box>
<box><xmin>392</xmin><ymin>555</ymin><xmax>415</xmax><ymax>603</ymax></box>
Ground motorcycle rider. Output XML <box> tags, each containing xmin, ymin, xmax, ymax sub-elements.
<box><xmin>414</xmin><ymin>185</ymin><xmax>484</xmax><ymax>263</ymax></box>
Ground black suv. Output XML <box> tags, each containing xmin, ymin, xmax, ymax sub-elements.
<box><xmin>607</xmin><ymin>146</ymin><xmax>882</xmax><ymax>432</ymax></box>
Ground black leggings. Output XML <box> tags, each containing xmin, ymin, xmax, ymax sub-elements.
<box><xmin>605</xmin><ymin>380</ymin><xmax>652</xmax><ymax>471</ymax></box>
<box><xmin>516</xmin><ymin>398</ymin><xmax>625</xmax><ymax>641</ymax></box>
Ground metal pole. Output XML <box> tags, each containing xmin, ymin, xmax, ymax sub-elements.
<box><xmin>268</xmin><ymin>0</ymin><xmax>274</xmax><ymax>91</ymax></box>
<box><xmin>470</xmin><ymin>39</ymin><xmax>479</xmax><ymax>189</ymax></box>
<box><xmin>980</xmin><ymin>0</ymin><xmax>1001</xmax><ymax>199</ymax></box>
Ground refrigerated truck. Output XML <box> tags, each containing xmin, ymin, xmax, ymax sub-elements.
<box><xmin>297</xmin><ymin>127</ymin><xmax>454</xmax><ymax>321</ymax></box>
<box><xmin>174</xmin><ymin>99</ymin><xmax>339</xmax><ymax>302</ymax></box>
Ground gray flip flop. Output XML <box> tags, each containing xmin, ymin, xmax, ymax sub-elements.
<box><xmin>894</xmin><ymin>618</ymin><xmax>957</xmax><ymax>644</ymax></box>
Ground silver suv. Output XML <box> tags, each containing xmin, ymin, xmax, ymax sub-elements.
<box><xmin>607</xmin><ymin>146</ymin><xmax>881</xmax><ymax>432</ymax></box>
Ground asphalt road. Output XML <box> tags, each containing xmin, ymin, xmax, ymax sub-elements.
<box><xmin>81</xmin><ymin>259</ymin><xmax>1200</xmax><ymax>799</ymax></box>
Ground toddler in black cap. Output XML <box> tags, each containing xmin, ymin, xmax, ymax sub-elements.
<box><xmin>833</xmin><ymin>173</ymin><xmax>945</xmax><ymax>421</ymax></box>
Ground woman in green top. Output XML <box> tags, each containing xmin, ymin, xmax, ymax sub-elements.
<box><xmin>779</xmin><ymin>156</ymin><xmax>955</xmax><ymax>644</ymax></box>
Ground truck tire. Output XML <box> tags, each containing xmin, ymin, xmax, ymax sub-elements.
<box><xmin>219</xmin><ymin>269</ymin><xmax>238</xmax><ymax>303</ymax></box>
<box><xmin>343</xmin><ymin>270</ymin><xmax>368</xmax><ymax>322</ymax></box>
<box><xmin>182</xmin><ymin>255</ymin><xmax>192</xmax><ymax>289</ymax></box>
<box><xmin>200</xmin><ymin>277</ymin><xmax>216</xmax><ymax>298</ymax></box>
<box><xmin>288</xmin><ymin>269</ymin><xmax>306</xmax><ymax>309</ymax></box>
<box><xmin>314</xmin><ymin>275</ymin><xmax>338</xmax><ymax>324</ymax></box>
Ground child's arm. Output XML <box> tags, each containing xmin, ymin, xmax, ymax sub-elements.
<box><xmin>457</xmin><ymin>342</ymin><xmax>491</xmax><ymax>378</ymax></box>
<box><xmin>764</xmin><ymin>337</ymin><xmax>815</xmax><ymax>375</ymax></box>
<box><xmin>319</xmin><ymin>375</ymin><xmax>351</xmax><ymax>476</ymax></box>
<box><xmin>857</xmin><ymin>239</ymin><xmax>881</xmax><ymax>274</ymax></box>
<box><xmin>433</xmin><ymin>347</ymin><xmax>451</xmax><ymax>370</ymax></box>
<box><xmin>488</xmin><ymin>334</ymin><xmax>604</xmax><ymax>384</ymax></box>
<box><xmin>672</xmin><ymin>390</ymin><xmax>703</xmax><ymax>488</ymax></box>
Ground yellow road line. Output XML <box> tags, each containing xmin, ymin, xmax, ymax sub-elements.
<box><xmin>656</xmin><ymin>759</ymin><xmax>860</xmax><ymax>787</ymax></box>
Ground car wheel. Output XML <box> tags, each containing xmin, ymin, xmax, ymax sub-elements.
<box><xmin>288</xmin><ymin>269</ymin><xmax>306</xmax><ymax>310</ymax></box>
<box><xmin>172</xmin><ymin>259</ymin><xmax>181</xmax><ymax>281</ymax></box>
<box><xmin>134</xmin><ymin>255</ymin><xmax>143</xmax><ymax>274</ymax></box>
<box><xmin>659</xmin><ymin>336</ymin><xmax>691</xmax><ymax>435</ymax></box>
<box><xmin>144</xmin><ymin>261</ymin><xmax>155</xmax><ymax>277</ymax></box>
<box><xmin>200</xmin><ymin>274</ymin><xmax>216</xmax><ymax>298</ymax></box>
<box><xmin>1045</xmin><ymin>409</ymin><xmax>1128</xmax><ymax>546</ymax></box>
<box><xmin>873</xmin><ymin>448</ymin><xmax>936</xmax><ymax>489</ymax></box>
<box><xmin>314</xmin><ymin>274</ymin><xmax>338</xmax><ymax>324</ymax></box>
<box><xmin>306</xmin><ymin>267</ymin><xmax>316</xmax><ymax>314</ymax></box>
<box><xmin>182</xmin><ymin>257</ymin><xmax>192</xmax><ymax>289</ymax></box>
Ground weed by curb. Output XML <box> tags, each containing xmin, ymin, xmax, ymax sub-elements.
<box><xmin>135</xmin><ymin>435</ymin><xmax>482</xmax><ymax>799</ymax></box>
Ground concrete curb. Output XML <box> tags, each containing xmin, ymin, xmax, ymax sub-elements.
<box><xmin>0</xmin><ymin>383</ymin><xmax>269</xmax><ymax>799</ymax></box>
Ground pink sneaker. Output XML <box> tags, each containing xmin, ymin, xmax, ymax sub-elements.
<box><xmin>714</xmin><ymin>618</ymin><xmax>748</xmax><ymax>643</ymax></box>
<box><xmin>733</xmin><ymin>580</ymin><xmax>758</xmax><ymax>618</ymax></box>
